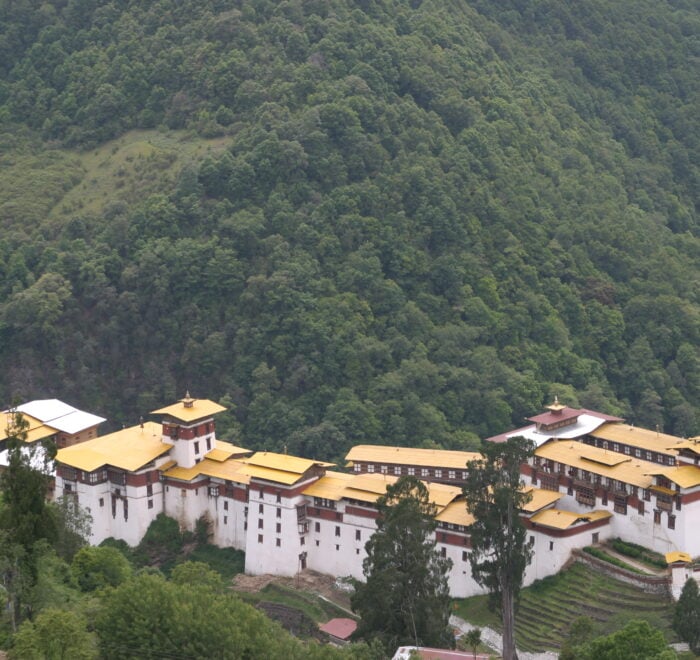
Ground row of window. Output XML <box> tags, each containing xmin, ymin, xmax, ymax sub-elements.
<box><xmin>312</xmin><ymin>521</ymin><xmax>363</xmax><ymax>541</ymax></box>
<box><xmin>586</xmin><ymin>438</ymin><xmax>676</xmax><ymax>466</ymax></box>
<box><xmin>573</xmin><ymin>485</ymin><xmax>680</xmax><ymax>524</ymax></box>
<box><xmin>354</xmin><ymin>464</ymin><xmax>466</xmax><ymax>480</ymax></box>
<box><xmin>256</xmin><ymin>503</ymin><xmax>283</xmax><ymax>517</ymax></box>
<box><xmin>437</xmin><ymin>521</ymin><xmax>467</xmax><ymax>533</ymax></box>
<box><xmin>257</xmin><ymin>519</ymin><xmax>284</xmax><ymax>533</ymax></box>
<box><xmin>167</xmin><ymin>422</ymin><xmax>215</xmax><ymax>439</ymax></box>
<box><xmin>257</xmin><ymin>535</ymin><xmax>284</xmax><ymax>547</ymax></box>
<box><xmin>255</xmin><ymin>535</ymin><xmax>359</xmax><ymax>554</ymax></box>
<box><xmin>439</xmin><ymin>547</ymin><xmax>469</xmax><ymax>561</ymax></box>
<box><xmin>536</xmin><ymin>464</ymin><xmax>678</xmax><ymax>502</ymax></box>
<box><xmin>62</xmin><ymin>467</ymin><xmax>163</xmax><ymax>487</ymax></box>
<box><xmin>256</xmin><ymin>490</ymin><xmax>283</xmax><ymax>502</ymax></box>
<box><xmin>192</xmin><ymin>437</ymin><xmax>213</xmax><ymax>456</ymax></box>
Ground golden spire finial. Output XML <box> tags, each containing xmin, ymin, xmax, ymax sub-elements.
<box><xmin>546</xmin><ymin>395</ymin><xmax>565</xmax><ymax>413</ymax></box>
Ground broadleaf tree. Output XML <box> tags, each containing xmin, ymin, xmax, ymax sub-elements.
<box><xmin>577</xmin><ymin>619</ymin><xmax>676</xmax><ymax>660</ymax></box>
<box><xmin>463</xmin><ymin>436</ymin><xmax>535</xmax><ymax>660</ymax></box>
<box><xmin>351</xmin><ymin>475</ymin><xmax>454</xmax><ymax>653</ymax></box>
<box><xmin>9</xmin><ymin>607</ymin><xmax>97</xmax><ymax>660</ymax></box>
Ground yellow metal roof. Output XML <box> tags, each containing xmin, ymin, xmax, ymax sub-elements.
<box><xmin>666</xmin><ymin>551</ymin><xmax>692</xmax><ymax>564</ymax></box>
<box><xmin>56</xmin><ymin>422</ymin><xmax>172</xmax><ymax>472</ymax></box>
<box><xmin>1</xmin><ymin>411</ymin><xmax>57</xmax><ymax>443</ymax></box>
<box><xmin>581</xmin><ymin>453</ymin><xmax>629</xmax><ymax>467</ymax></box>
<box><xmin>425</xmin><ymin>481</ymin><xmax>464</xmax><ymax>508</ymax></box>
<box><xmin>590</xmin><ymin>423</ymin><xmax>681</xmax><ymax>456</ymax></box>
<box><xmin>342</xmin><ymin>488</ymin><xmax>384</xmax><ymax>503</ymax></box>
<box><xmin>535</xmin><ymin>440</ymin><xmax>655</xmax><ymax>489</ymax></box>
<box><xmin>343</xmin><ymin>474</ymin><xmax>397</xmax><ymax>502</ymax></box>
<box><xmin>241</xmin><ymin>451</ymin><xmax>334</xmax><ymax>474</ymax></box>
<box><xmin>339</xmin><ymin>474</ymin><xmax>463</xmax><ymax>509</ymax></box>
<box><xmin>163</xmin><ymin>458</ymin><xmax>251</xmax><ymax>484</ymax></box>
<box><xmin>200</xmin><ymin>460</ymin><xmax>251</xmax><ymax>484</ymax></box>
<box><xmin>303</xmin><ymin>472</ymin><xmax>355</xmax><ymax>501</ymax></box>
<box><xmin>671</xmin><ymin>440</ymin><xmax>700</xmax><ymax>456</ymax></box>
<box><xmin>348</xmin><ymin>473</ymin><xmax>398</xmax><ymax>493</ymax></box>
<box><xmin>435</xmin><ymin>500</ymin><xmax>474</xmax><ymax>527</ymax></box>
<box><xmin>522</xmin><ymin>488</ymin><xmax>563</xmax><ymax>513</ymax></box>
<box><xmin>237</xmin><ymin>463</ymin><xmax>306</xmax><ymax>485</ymax></box>
<box><xmin>151</xmin><ymin>398</ymin><xmax>226</xmax><ymax>422</ymax></box>
<box><xmin>530</xmin><ymin>508</ymin><xmax>612</xmax><ymax>530</ymax></box>
<box><xmin>648</xmin><ymin>465</ymin><xmax>700</xmax><ymax>489</ymax></box>
<box><xmin>157</xmin><ymin>460</ymin><xmax>177</xmax><ymax>472</ymax></box>
<box><xmin>205</xmin><ymin>440</ymin><xmax>250</xmax><ymax>462</ymax></box>
<box><xmin>345</xmin><ymin>445</ymin><xmax>481</xmax><ymax>469</ymax></box>
<box><xmin>163</xmin><ymin>464</ymin><xmax>208</xmax><ymax>482</ymax></box>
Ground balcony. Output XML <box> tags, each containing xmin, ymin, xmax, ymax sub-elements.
<box><xmin>576</xmin><ymin>492</ymin><xmax>595</xmax><ymax>507</ymax></box>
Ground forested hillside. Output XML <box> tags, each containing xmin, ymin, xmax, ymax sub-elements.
<box><xmin>0</xmin><ymin>0</ymin><xmax>698</xmax><ymax>462</ymax></box>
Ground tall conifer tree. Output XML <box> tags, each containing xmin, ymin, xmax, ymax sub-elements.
<box><xmin>351</xmin><ymin>476</ymin><xmax>454</xmax><ymax>652</ymax></box>
<box><xmin>463</xmin><ymin>436</ymin><xmax>535</xmax><ymax>660</ymax></box>
<box><xmin>673</xmin><ymin>577</ymin><xmax>700</xmax><ymax>653</ymax></box>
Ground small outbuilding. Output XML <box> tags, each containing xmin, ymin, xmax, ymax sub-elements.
<box><xmin>318</xmin><ymin>618</ymin><xmax>357</xmax><ymax>645</ymax></box>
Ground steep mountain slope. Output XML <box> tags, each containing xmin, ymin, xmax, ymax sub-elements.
<box><xmin>0</xmin><ymin>0</ymin><xmax>698</xmax><ymax>460</ymax></box>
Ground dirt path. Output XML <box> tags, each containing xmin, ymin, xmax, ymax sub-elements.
<box><xmin>232</xmin><ymin>569</ymin><xmax>354</xmax><ymax>612</ymax></box>
<box><xmin>451</xmin><ymin>615</ymin><xmax>559</xmax><ymax>660</ymax></box>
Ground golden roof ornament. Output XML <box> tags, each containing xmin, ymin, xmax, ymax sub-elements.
<box><xmin>545</xmin><ymin>395</ymin><xmax>566</xmax><ymax>414</ymax></box>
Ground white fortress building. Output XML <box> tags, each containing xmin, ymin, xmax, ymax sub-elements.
<box><xmin>50</xmin><ymin>395</ymin><xmax>700</xmax><ymax>598</ymax></box>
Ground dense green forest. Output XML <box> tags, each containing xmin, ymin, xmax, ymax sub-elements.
<box><xmin>0</xmin><ymin>0</ymin><xmax>698</xmax><ymax>462</ymax></box>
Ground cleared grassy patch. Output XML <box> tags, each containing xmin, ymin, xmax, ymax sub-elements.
<box><xmin>0</xmin><ymin>128</ymin><xmax>232</xmax><ymax>237</ymax></box>
<box><xmin>239</xmin><ymin>583</ymin><xmax>352</xmax><ymax>624</ymax></box>
<box><xmin>452</xmin><ymin>594</ymin><xmax>500</xmax><ymax>630</ymax></box>
<box><xmin>53</xmin><ymin>129</ymin><xmax>231</xmax><ymax>219</ymax></box>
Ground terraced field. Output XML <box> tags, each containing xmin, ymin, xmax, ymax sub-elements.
<box><xmin>454</xmin><ymin>561</ymin><xmax>676</xmax><ymax>653</ymax></box>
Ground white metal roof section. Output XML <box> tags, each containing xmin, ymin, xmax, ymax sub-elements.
<box><xmin>16</xmin><ymin>399</ymin><xmax>106</xmax><ymax>434</ymax></box>
<box><xmin>505</xmin><ymin>413</ymin><xmax>608</xmax><ymax>447</ymax></box>
<box><xmin>17</xmin><ymin>399</ymin><xmax>75</xmax><ymax>420</ymax></box>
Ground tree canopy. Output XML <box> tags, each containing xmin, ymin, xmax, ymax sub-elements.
<box><xmin>94</xmin><ymin>571</ymin><xmax>368</xmax><ymax>660</ymax></box>
<box><xmin>0</xmin><ymin>411</ymin><xmax>58</xmax><ymax>630</ymax></box>
<box><xmin>0</xmin><ymin>412</ymin><xmax>56</xmax><ymax>558</ymax></box>
<box><xmin>9</xmin><ymin>608</ymin><xmax>97</xmax><ymax>660</ymax></box>
<box><xmin>0</xmin><ymin>0</ymin><xmax>697</xmax><ymax>462</ymax></box>
<box><xmin>573</xmin><ymin>619</ymin><xmax>677</xmax><ymax>660</ymax></box>
<box><xmin>71</xmin><ymin>546</ymin><xmax>132</xmax><ymax>593</ymax></box>
<box><xmin>351</xmin><ymin>476</ymin><xmax>454</xmax><ymax>653</ymax></box>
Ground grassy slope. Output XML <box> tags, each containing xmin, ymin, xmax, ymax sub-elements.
<box><xmin>453</xmin><ymin>561</ymin><xmax>676</xmax><ymax>652</ymax></box>
<box><xmin>51</xmin><ymin>131</ymin><xmax>231</xmax><ymax>218</ymax></box>
<box><xmin>238</xmin><ymin>583</ymin><xmax>351</xmax><ymax>624</ymax></box>
<box><xmin>0</xmin><ymin>129</ymin><xmax>229</xmax><ymax>240</ymax></box>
